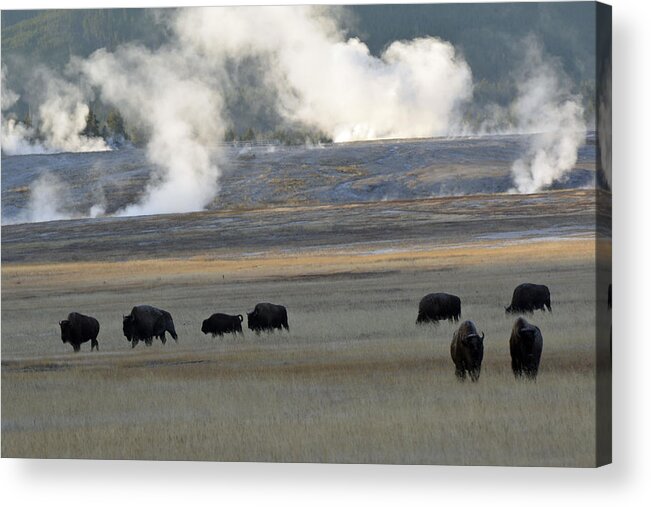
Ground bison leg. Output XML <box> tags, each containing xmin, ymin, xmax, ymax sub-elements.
<box><xmin>160</xmin><ymin>334</ymin><xmax>167</xmax><ymax>345</ymax></box>
<box><xmin>91</xmin><ymin>339</ymin><xmax>99</xmax><ymax>351</ymax></box>
<box><xmin>469</xmin><ymin>368</ymin><xmax>481</xmax><ymax>382</ymax></box>
<box><xmin>523</xmin><ymin>363</ymin><xmax>538</xmax><ymax>380</ymax></box>
<box><xmin>131</xmin><ymin>339</ymin><xmax>138</xmax><ymax>349</ymax></box>
<box><xmin>455</xmin><ymin>367</ymin><xmax>466</xmax><ymax>381</ymax></box>
<box><xmin>73</xmin><ymin>344</ymin><xmax>81</xmax><ymax>353</ymax></box>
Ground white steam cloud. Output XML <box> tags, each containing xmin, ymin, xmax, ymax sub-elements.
<box><xmin>69</xmin><ymin>5</ymin><xmax>472</xmax><ymax>217</ymax></box>
<box><xmin>174</xmin><ymin>7</ymin><xmax>473</xmax><ymax>143</ymax></box>
<box><xmin>509</xmin><ymin>40</ymin><xmax>587</xmax><ymax>193</ymax></box>
<box><xmin>75</xmin><ymin>45</ymin><xmax>224</xmax><ymax>216</ymax></box>
<box><xmin>1</xmin><ymin>65</ymin><xmax>45</xmax><ymax>154</ymax></box>
<box><xmin>2</xmin><ymin>117</ymin><xmax>48</xmax><ymax>155</ymax></box>
<box><xmin>7</xmin><ymin>173</ymin><xmax>73</xmax><ymax>224</ymax></box>
<box><xmin>1</xmin><ymin>65</ymin><xmax>19</xmax><ymax>110</ymax></box>
<box><xmin>2</xmin><ymin>7</ymin><xmax>591</xmax><ymax>222</ymax></box>
<box><xmin>1</xmin><ymin>66</ymin><xmax>109</xmax><ymax>155</ymax></box>
<box><xmin>33</xmin><ymin>71</ymin><xmax>110</xmax><ymax>154</ymax></box>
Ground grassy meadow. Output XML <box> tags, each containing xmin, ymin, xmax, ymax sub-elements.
<box><xmin>1</xmin><ymin>237</ymin><xmax>603</xmax><ymax>466</ymax></box>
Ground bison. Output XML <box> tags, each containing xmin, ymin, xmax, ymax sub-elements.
<box><xmin>505</xmin><ymin>283</ymin><xmax>551</xmax><ymax>314</ymax></box>
<box><xmin>608</xmin><ymin>283</ymin><xmax>612</xmax><ymax>309</ymax></box>
<box><xmin>123</xmin><ymin>305</ymin><xmax>178</xmax><ymax>348</ymax></box>
<box><xmin>247</xmin><ymin>303</ymin><xmax>289</xmax><ymax>333</ymax></box>
<box><xmin>202</xmin><ymin>313</ymin><xmax>244</xmax><ymax>337</ymax></box>
<box><xmin>450</xmin><ymin>320</ymin><xmax>484</xmax><ymax>382</ymax></box>
<box><xmin>416</xmin><ymin>293</ymin><xmax>461</xmax><ymax>324</ymax></box>
<box><xmin>509</xmin><ymin>317</ymin><xmax>543</xmax><ymax>379</ymax></box>
<box><xmin>59</xmin><ymin>312</ymin><xmax>100</xmax><ymax>352</ymax></box>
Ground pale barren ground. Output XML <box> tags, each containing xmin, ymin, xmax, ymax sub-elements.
<box><xmin>1</xmin><ymin>192</ymin><xmax>610</xmax><ymax>465</ymax></box>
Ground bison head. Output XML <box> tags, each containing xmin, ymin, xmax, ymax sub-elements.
<box><xmin>247</xmin><ymin>310</ymin><xmax>260</xmax><ymax>331</ymax></box>
<box><xmin>122</xmin><ymin>315</ymin><xmax>135</xmax><ymax>341</ymax></box>
<box><xmin>59</xmin><ymin>320</ymin><xmax>70</xmax><ymax>343</ymax></box>
<box><xmin>201</xmin><ymin>319</ymin><xmax>210</xmax><ymax>334</ymax></box>
<box><xmin>461</xmin><ymin>332</ymin><xmax>484</xmax><ymax>359</ymax></box>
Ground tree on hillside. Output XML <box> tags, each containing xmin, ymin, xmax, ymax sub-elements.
<box><xmin>106</xmin><ymin>108</ymin><xmax>127</xmax><ymax>139</ymax></box>
<box><xmin>22</xmin><ymin>111</ymin><xmax>32</xmax><ymax>128</ymax></box>
<box><xmin>83</xmin><ymin>107</ymin><xmax>100</xmax><ymax>137</ymax></box>
<box><xmin>224</xmin><ymin>128</ymin><xmax>236</xmax><ymax>143</ymax></box>
<box><xmin>241</xmin><ymin>127</ymin><xmax>256</xmax><ymax>142</ymax></box>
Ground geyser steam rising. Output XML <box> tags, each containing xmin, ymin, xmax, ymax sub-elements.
<box><xmin>174</xmin><ymin>7</ymin><xmax>473</xmax><ymax>142</ymax></box>
<box><xmin>509</xmin><ymin>41</ymin><xmax>587</xmax><ymax>194</ymax></box>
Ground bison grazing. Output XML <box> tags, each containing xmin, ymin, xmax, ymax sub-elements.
<box><xmin>509</xmin><ymin>317</ymin><xmax>543</xmax><ymax>379</ymax></box>
<box><xmin>450</xmin><ymin>320</ymin><xmax>484</xmax><ymax>382</ymax></box>
<box><xmin>505</xmin><ymin>283</ymin><xmax>551</xmax><ymax>314</ymax></box>
<box><xmin>416</xmin><ymin>293</ymin><xmax>461</xmax><ymax>324</ymax></box>
<box><xmin>247</xmin><ymin>303</ymin><xmax>289</xmax><ymax>333</ymax></box>
<box><xmin>123</xmin><ymin>305</ymin><xmax>178</xmax><ymax>348</ymax></box>
<box><xmin>202</xmin><ymin>313</ymin><xmax>244</xmax><ymax>337</ymax></box>
<box><xmin>59</xmin><ymin>312</ymin><xmax>100</xmax><ymax>352</ymax></box>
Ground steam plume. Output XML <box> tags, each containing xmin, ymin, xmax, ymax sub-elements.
<box><xmin>8</xmin><ymin>173</ymin><xmax>73</xmax><ymax>224</ymax></box>
<box><xmin>3</xmin><ymin>7</ymin><xmax>591</xmax><ymax>222</ymax></box>
<box><xmin>1</xmin><ymin>66</ymin><xmax>109</xmax><ymax>155</ymax></box>
<box><xmin>1</xmin><ymin>65</ymin><xmax>19</xmax><ymax>110</ymax></box>
<box><xmin>509</xmin><ymin>40</ymin><xmax>586</xmax><ymax>193</ymax></box>
<box><xmin>70</xmin><ymin>5</ymin><xmax>472</xmax><ymax>217</ymax></box>
<box><xmin>75</xmin><ymin>44</ymin><xmax>224</xmax><ymax>216</ymax></box>
<box><xmin>1</xmin><ymin>65</ymin><xmax>44</xmax><ymax>154</ymax></box>
<box><xmin>174</xmin><ymin>7</ymin><xmax>473</xmax><ymax>142</ymax></box>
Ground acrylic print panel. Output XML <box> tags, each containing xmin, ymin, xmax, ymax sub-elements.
<box><xmin>1</xmin><ymin>2</ymin><xmax>611</xmax><ymax>466</ymax></box>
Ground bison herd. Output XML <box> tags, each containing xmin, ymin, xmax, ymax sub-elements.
<box><xmin>58</xmin><ymin>282</ymin><xmax>611</xmax><ymax>382</ymax></box>
<box><xmin>59</xmin><ymin>301</ymin><xmax>291</xmax><ymax>353</ymax></box>
<box><xmin>421</xmin><ymin>284</ymin><xmax>550</xmax><ymax>381</ymax></box>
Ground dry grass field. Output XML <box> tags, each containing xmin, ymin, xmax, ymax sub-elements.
<box><xmin>2</xmin><ymin>229</ymin><xmax>606</xmax><ymax>465</ymax></box>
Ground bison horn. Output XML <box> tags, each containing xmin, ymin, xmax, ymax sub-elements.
<box><xmin>480</xmin><ymin>332</ymin><xmax>485</xmax><ymax>340</ymax></box>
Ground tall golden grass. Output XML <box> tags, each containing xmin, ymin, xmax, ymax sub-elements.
<box><xmin>1</xmin><ymin>240</ymin><xmax>603</xmax><ymax>465</ymax></box>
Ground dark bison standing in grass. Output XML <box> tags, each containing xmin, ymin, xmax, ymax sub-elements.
<box><xmin>202</xmin><ymin>313</ymin><xmax>244</xmax><ymax>337</ymax></box>
<box><xmin>123</xmin><ymin>305</ymin><xmax>178</xmax><ymax>348</ymax></box>
<box><xmin>247</xmin><ymin>303</ymin><xmax>289</xmax><ymax>333</ymax></box>
<box><xmin>450</xmin><ymin>320</ymin><xmax>484</xmax><ymax>382</ymax></box>
<box><xmin>416</xmin><ymin>292</ymin><xmax>461</xmax><ymax>324</ymax></box>
<box><xmin>509</xmin><ymin>317</ymin><xmax>543</xmax><ymax>379</ymax></box>
<box><xmin>59</xmin><ymin>312</ymin><xmax>100</xmax><ymax>352</ymax></box>
<box><xmin>505</xmin><ymin>283</ymin><xmax>551</xmax><ymax>314</ymax></box>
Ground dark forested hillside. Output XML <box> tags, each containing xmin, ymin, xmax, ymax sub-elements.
<box><xmin>350</xmin><ymin>3</ymin><xmax>595</xmax><ymax>85</ymax></box>
<box><xmin>1</xmin><ymin>9</ymin><xmax>168</xmax><ymax>67</ymax></box>
<box><xmin>2</xmin><ymin>3</ymin><xmax>595</xmax><ymax>85</ymax></box>
<box><xmin>1</xmin><ymin>3</ymin><xmax>597</xmax><ymax>136</ymax></box>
